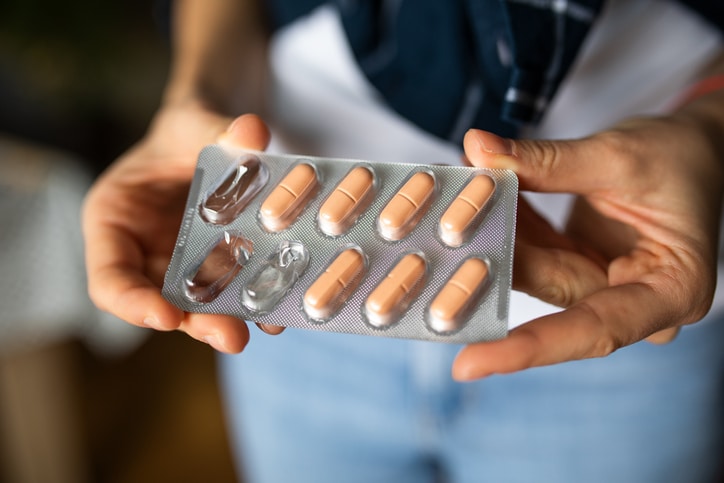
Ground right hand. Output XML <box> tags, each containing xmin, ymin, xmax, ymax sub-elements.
<box><xmin>82</xmin><ymin>102</ymin><xmax>273</xmax><ymax>353</ymax></box>
<box><xmin>453</xmin><ymin>115</ymin><xmax>723</xmax><ymax>380</ymax></box>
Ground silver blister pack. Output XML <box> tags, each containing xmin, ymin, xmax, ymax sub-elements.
<box><xmin>162</xmin><ymin>145</ymin><xmax>518</xmax><ymax>343</ymax></box>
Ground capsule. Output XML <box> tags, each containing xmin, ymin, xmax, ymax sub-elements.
<box><xmin>259</xmin><ymin>162</ymin><xmax>319</xmax><ymax>232</ymax></box>
<box><xmin>377</xmin><ymin>171</ymin><xmax>435</xmax><ymax>241</ymax></box>
<box><xmin>199</xmin><ymin>155</ymin><xmax>269</xmax><ymax>225</ymax></box>
<box><xmin>439</xmin><ymin>174</ymin><xmax>496</xmax><ymax>247</ymax></box>
<box><xmin>303</xmin><ymin>247</ymin><xmax>366</xmax><ymax>321</ymax></box>
<box><xmin>428</xmin><ymin>257</ymin><xmax>489</xmax><ymax>333</ymax></box>
<box><xmin>318</xmin><ymin>165</ymin><xmax>376</xmax><ymax>236</ymax></box>
<box><xmin>365</xmin><ymin>253</ymin><xmax>427</xmax><ymax>328</ymax></box>
<box><xmin>183</xmin><ymin>231</ymin><xmax>253</xmax><ymax>303</ymax></box>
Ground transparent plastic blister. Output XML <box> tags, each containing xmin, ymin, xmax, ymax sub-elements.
<box><xmin>162</xmin><ymin>145</ymin><xmax>518</xmax><ymax>343</ymax></box>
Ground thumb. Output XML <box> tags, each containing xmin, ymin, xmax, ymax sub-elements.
<box><xmin>463</xmin><ymin>128</ymin><xmax>610</xmax><ymax>195</ymax></box>
<box><xmin>217</xmin><ymin>113</ymin><xmax>272</xmax><ymax>151</ymax></box>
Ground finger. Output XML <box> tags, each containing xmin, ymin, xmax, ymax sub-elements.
<box><xmin>565</xmin><ymin>196</ymin><xmax>638</xmax><ymax>261</ymax></box>
<box><xmin>512</xmin><ymin>197</ymin><xmax>608</xmax><ymax>307</ymax></box>
<box><xmin>513</xmin><ymin>242</ymin><xmax>607</xmax><ymax>307</ymax></box>
<box><xmin>463</xmin><ymin>129</ymin><xmax>619</xmax><ymax>195</ymax></box>
<box><xmin>452</xmin><ymin>282</ymin><xmax>669</xmax><ymax>381</ymax></box>
<box><xmin>645</xmin><ymin>326</ymin><xmax>680</xmax><ymax>344</ymax></box>
<box><xmin>179</xmin><ymin>313</ymin><xmax>251</xmax><ymax>353</ymax></box>
<box><xmin>515</xmin><ymin>195</ymin><xmax>561</xmax><ymax>248</ymax></box>
<box><xmin>217</xmin><ymin>113</ymin><xmax>271</xmax><ymax>150</ymax></box>
<box><xmin>256</xmin><ymin>323</ymin><xmax>286</xmax><ymax>335</ymax></box>
<box><xmin>84</xmin><ymin>223</ymin><xmax>184</xmax><ymax>330</ymax></box>
<box><xmin>516</xmin><ymin>195</ymin><xmax>580</xmax><ymax>250</ymax></box>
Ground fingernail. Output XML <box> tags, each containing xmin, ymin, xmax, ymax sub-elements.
<box><xmin>256</xmin><ymin>322</ymin><xmax>284</xmax><ymax>335</ymax></box>
<box><xmin>226</xmin><ymin>117</ymin><xmax>241</xmax><ymax>133</ymax></box>
<box><xmin>143</xmin><ymin>316</ymin><xmax>163</xmax><ymax>330</ymax></box>
<box><xmin>472</xmin><ymin>130</ymin><xmax>514</xmax><ymax>156</ymax></box>
<box><xmin>202</xmin><ymin>333</ymin><xmax>228</xmax><ymax>353</ymax></box>
<box><xmin>217</xmin><ymin>118</ymin><xmax>241</xmax><ymax>145</ymax></box>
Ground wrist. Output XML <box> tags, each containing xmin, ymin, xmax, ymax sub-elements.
<box><xmin>161</xmin><ymin>43</ymin><xmax>269</xmax><ymax>117</ymax></box>
<box><xmin>161</xmin><ymin>82</ymin><xmax>224</xmax><ymax>114</ymax></box>
<box><xmin>671</xmin><ymin>77</ymin><xmax>724</xmax><ymax>164</ymax></box>
<box><xmin>674</xmin><ymin>74</ymin><xmax>724</xmax><ymax>108</ymax></box>
<box><xmin>162</xmin><ymin>0</ymin><xmax>271</xmax><ymax>117</ymax></box>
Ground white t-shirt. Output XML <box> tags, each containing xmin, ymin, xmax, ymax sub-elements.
<box><xmin>265</xmin><ymin>0</ymin><xmax>724</xmax><ymax>328</ymax></box>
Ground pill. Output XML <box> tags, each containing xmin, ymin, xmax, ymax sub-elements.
<box><xmin>365</xmin><ymin>253</ymin><xmax>427</xmax><ymax>328</ymax></box>
<box><xmin>199</xmin><ymin>155</ymin><xmax>269</xmax><ymax>225</ymax></box>
<box><xmin>303</xmin><ymin>248</ymin><xmax>366</xmax><ymax>320</ymax></box>
<box><xmin>428</xmin><ymin>257</ymin><xmax>489</xmax><ymax>333</ymax></box>
<box><xmin>260</xmin><ymin>162</ymin><xmax>318</xmax><ymax>232</ymax></box>
<box><xmin>378</xmin><ymin>171</ymin><xmax>435</xmax><ymax>241</ymax></box>
<box><xmin>318</xmin><ymin>166</ymin><xmax>375</xmax><ymax>236</ymax></box>
<box><xmin>439</xmin><ymin>174</ymin><xmax>496</xmax><ymax>247</ymax></box>
<box><xmin>183</xmin><ymin>232</ymin><xmax>253</xmax><ymax>303</ymax></box>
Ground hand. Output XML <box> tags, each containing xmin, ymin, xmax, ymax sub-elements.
<box><xmin>453</xmin><ymin>114</ymin><xmax>724</xmax><ymax>380</ymax></box>
<box><xmin>82</xmin><ymin>103</ymin><xmax>275</xmax><ymax>353</ymax></box>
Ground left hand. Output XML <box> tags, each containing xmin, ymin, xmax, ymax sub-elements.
<box><xmin>453</xmin><ymin>114</ymin><xmax>724</xmax><ymax>381</ymax></box>
<box><xmin>83</xmin><ymin>107</ymin><xmax>273</xmax><ymax>353</ymax></box>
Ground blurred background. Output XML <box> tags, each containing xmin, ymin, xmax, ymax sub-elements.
<box><xmin>0</xmin><ymin>1</ymin><xmax>238</xmax><ymax>481</ymax></box>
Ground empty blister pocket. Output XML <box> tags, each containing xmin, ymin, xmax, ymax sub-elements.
<box><xmin>183</xmin><ymin>231</ymin><xmax>253</xmax><ymax>303</ymax></box>
<box><xmin>199</xmin><ymin>154</ymin><xmax>268</xmax><ymax>225</ymax></box>
<box><xmin>163</xmin><ymin>145</ymin><xmax>517</xmax><ymax>344</ymax></box>
<box><xmin>241</xmin><ymin>240</ymin><xmax>309</xmax><ymax>314</ymax></box>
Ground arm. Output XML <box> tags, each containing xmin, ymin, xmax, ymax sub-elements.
<box><xmin>163</xmin><ymin>0</ymin><xmax>270</xmax><ymax>114</ymax></box>
<box><xmin>454</xmin><ymin>51</ymin><xmax>724</xmax><ymax>380</ymax></box>
<box><xmin>82</xmin><ymin>0</ymin><xmax>273</xmax><ymax>352</ymax></box>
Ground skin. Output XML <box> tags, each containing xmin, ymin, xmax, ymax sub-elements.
<box><xmin>82</xmin><ymin>0</ymin><xmax>724</xmax><ymax>379</ymax></box>
<box><xmin>83</xmin><ymin>108</ymin><xmax>271</xmax><ymax>352</ymax></box>
<box><xmin>453</xmin><ymin>107</ymin><xmax>724</xmax><ymax>380</ymax></box>
<box><xmin>83</xmin><ymin>0</ymin><xmax>278</xmax><ymax>351</ymax></box>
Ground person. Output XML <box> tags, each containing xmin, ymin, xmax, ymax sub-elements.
<box><xmin>83</xmin><ymin>0</ymin><xmax>724</xmax><ymax>481</ymax></box>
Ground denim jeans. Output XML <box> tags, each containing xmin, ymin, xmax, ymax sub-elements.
<box><xmin>219</xmin><ymin>311</ymin><xmax>724</xmax><ymax>483</ymax></box>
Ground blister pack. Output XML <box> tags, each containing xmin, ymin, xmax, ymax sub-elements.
<box><xmin>162</xmin><ymin>145</ymin><xmax>518</xmax><ymax>343</ymax></box>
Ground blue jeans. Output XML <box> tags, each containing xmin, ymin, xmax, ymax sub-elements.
<box><xmin>219</xmin><ymin>314</ymin><xmax>724</xmax><ymax>483</ymax></box>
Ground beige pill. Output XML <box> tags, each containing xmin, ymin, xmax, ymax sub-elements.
<box><xmin>378</xmin><ymin>171</ymin><xmax>435</xmax><ymax>241</ymax></box>
<box><xmin>428</xmin><ymin>257</ymin><xmax>489</xmax><ymax>333</ymax></box>
<box><xmin>260</xmin><ymin>163</ymin><xmax>318</xmax><ymax>232</ymax></box>
<box><xmin>439</xmin><ymin>174</ymin><xmax>496</xmax><ymax>247</ymax></box>
<box><xmin>365</xmin><ymin>253</ymin><xmax>427</xmax><ymax>328</ymax></box>
<box><xmin>304</xmin><ymin>248</ymin><xmax>365</xmax><ymax>320</ymax></box>
<box><xmin>318</xmin><ymin>166</ymin><xmax>375</xmax><ymax>236</ymax></box>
